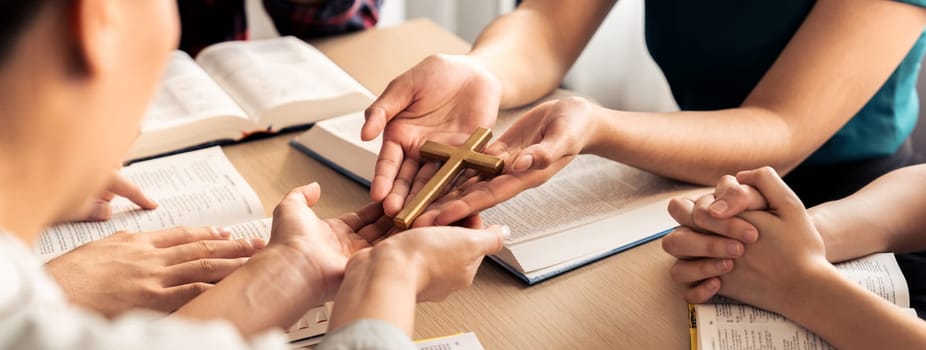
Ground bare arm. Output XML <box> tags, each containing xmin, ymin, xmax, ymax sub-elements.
<box><xmin>787</xmin><ymin>264</ymin><xmax>926</xmax><ymax>350</ymax></box>
<box><xmin>174</xmin><ymin>185</ymin><xmax>389</xmax><ymax>338</ymax></box>
<box><xmin>586</xmin><ymin>0</ymin><xmax>926</xmax><ymax>184</ymax></box>
<box><xmin>469</xmin><ymin>0</ymin><xmax>617</xmax><ymax>108</ymax></box>
<box><xmin>809</xmin><ymin>164</ymin><xmax>926</xmax><ymax>262</ymax></box>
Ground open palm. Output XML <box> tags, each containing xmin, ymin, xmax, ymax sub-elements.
<box><xmin>361</xmin><ymin>54</ymin><xmax>503</xmax><ymax>216</ymax></box>
<box><xmin>269</xmin><ymin>183</ymin><xmax>393</xmax><ymax>301</ymax></box>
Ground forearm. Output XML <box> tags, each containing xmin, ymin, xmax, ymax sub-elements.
<box><xmin>786</xmin><ymin>265</ymin><xmax>926</xmax><ymax>350</ymax></box>
<box><xmin>808</xmin><ymin>164</ymin><xmax>926</xmax><ymax>262</ymax></box>
<box><xmin>468</xmin><ymin>0</ymin><xmax>615</xmax><ymax>108</ymax></box>
<box><xmin>174</xmin><ymin>245</ymin><xmax>324</xmax><ymax>338</ymax></box>
<box><xmin>328</xmin><ymin>249</ymin><xmax>418</xmax><ymax>336</ymax></box>
<box><xmin>582</xmin><ymin>0</ymin><xmax>926</xmax><ymax>185</ymax></box>
<box><xmin>588</xmin><ymin>106</ymin><xmax>805</xmax><ymax>186</ymax></box>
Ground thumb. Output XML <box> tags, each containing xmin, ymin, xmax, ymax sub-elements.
<box><xmin>283</xmin><ymin>182</ymin><xmax>322</xmax><ymax>208</ymax></box>
<box><xmin>469</xmin><ymin>224</ymin><xmax>509</xmax><ymax>256</ymax></box>
<box><xmin>709</xmin><ymin>175</ymin><xmax>768</xmax><ymax>218</ymax></box>
<box><xmin>508</xmin><ymin>118</ymin><xmax>578</xmax><ymax>173</ymax></box>
<box><xmin>735</xmin><ymin>167</ymin><xmax>805</xmax><ymax>218</ymax></box>
<box><xmin>362</xmin><ymin>75</ymin><xmax>415</xmax><ymax>141</ymax></box>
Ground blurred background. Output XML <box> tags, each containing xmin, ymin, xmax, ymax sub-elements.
<box><xmin>245</xmin><ymin>0</ymin><xmax>679</xmax><ymax>114</ymax></box>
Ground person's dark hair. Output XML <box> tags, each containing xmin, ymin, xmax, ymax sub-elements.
<box><xmin>0</xmin><ymin>1</ymin><xmax>57</xmax><ymax>64</ymax></box>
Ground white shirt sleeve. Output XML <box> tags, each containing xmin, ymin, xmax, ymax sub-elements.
<box><xmin>0</xmin><ymin>232</ymin><xmax>289</xmax><ymax>350</ymax></box>
<box><xmin>316</xmin><ymin>319</ymin><xmax>416</xmax><ymax>350</ymax></box>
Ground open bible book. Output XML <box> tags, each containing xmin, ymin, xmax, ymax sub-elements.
<box><xmin>37</xmin><ymin>147</ymin><xmax>331</xmax><ymax>344</ymax></box>
<box><xmin>128</xmin><ymin>36</ymin><xmax>374</xmax><ymax>161</ymax></box>
<box><xmin>291</xmin><ymin>111</ymin><xmax>709</xmax><ymax>284</ymax></box>
<box><xmin>691</xmin><ymin>253</ymin><xmax>915</xmax><ymax>350</ymax></box>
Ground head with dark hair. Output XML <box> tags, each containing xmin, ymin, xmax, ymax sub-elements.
<box><xmin>0</xmin><ymin>1</ymin><xmax>59</xmax><ymax>63</ymax></box>
<box><xmin>0</xmin><ymin>0</ymin><xmax>180</xmax><ymax>236</ymax></box>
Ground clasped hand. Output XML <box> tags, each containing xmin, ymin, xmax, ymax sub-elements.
<box><xmin>661</xmin><ymin>167</ymin><xmax>833</xmax><ymax>315</ymax></box>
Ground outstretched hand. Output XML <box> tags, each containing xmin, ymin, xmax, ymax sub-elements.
<box><xmin>408</xmin><ymin>97</ymin><xmax>598</xmax><ymax>228</ymax></box>
<box><xmin>268</xmin><ymin>183</ymin><xmax>394</xmax><ymax>302</ymax></box>
<box><xmin>362</xmin><ymin>54</ymin><xmax>502</xmax><ymax>216</ymax></box>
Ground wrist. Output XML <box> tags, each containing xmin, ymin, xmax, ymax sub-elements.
<box><xmin>582</xmin><ymin>104</ymin><xmax>614</xmax><ymax>156</ymax></box>
<box><xmin>332</xmin><ymin>248</ymin><xmax>419</xmax><ymax>335</ymax></box>
<box><xmin>777</xmin><ymin>259</ymin><xmax>843</xmax><ymax>322</ymax></box>
<box><xmin>807</xmin><ymin>206</ymin><xmax>838</xmax><ymax>262</ymax></box>
<box><xmin>465</xmin><ymin>52</ymin><xmax>512</xmax><ymax>108</ymax></box>
<box><xmin>367</xmin><ymin>242</ymin><xmax>424</xmax><ymax>295</ymax></box>
<box><xmin>259</xmin><ymin>243</ymin><xmax>329</xmax><ymax>305</ymax></box>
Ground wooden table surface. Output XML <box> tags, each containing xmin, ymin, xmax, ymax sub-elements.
<box><xmin>222</xmin><ymin>19</ymin><xmax>691</xmax><ymax>349</ymax></box>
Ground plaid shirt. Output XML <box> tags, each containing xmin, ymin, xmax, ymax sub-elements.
<box><xmin>178</xmin><ymin>0</ymin><xmax>382</xmax><ymax>55</ymax></box>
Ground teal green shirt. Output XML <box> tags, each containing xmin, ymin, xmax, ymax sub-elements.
<box><xmin>644</xmin><ymin>0</ymin><xmax>926</xmax><ymax>165</ymax></box>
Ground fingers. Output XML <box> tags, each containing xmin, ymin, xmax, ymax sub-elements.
<box><xmin>429</xmin><ymin>183</ymin><xmax>502</xmax><ymax>227</ymax></box>
<box><xmin>357</xmin><ymin>215</ymin><xmax>396</xmax><ymax>243</ymax></box>
<box><xmin>457</xmin><ymin>214</ymin><xmax>483</xmax><ymax>229</ymax></box>
<box><xmin>669</xmin><ymin>259</ymin><xmax>734</xmax><ymax>288</ymax></box>
<box><xmin>371</xmin><ymin>141</ymin><xmax>406</xmax><ymax>202</ymax></box>
<box><xmin>511</xmin><ymin>132</ymin><xmax>577</xmax><ymax>172</ymax></box>
<box><xmin>735</xmin><ymin>167</ymin><xmax>806</xmax><ymax>217</ymax></box>
<box><xmin>684</xmin><ymin>278</ymin><xmax>722</xmax><ymax>304</ymax></box>
<box><xmin>337</xmin><ymin>202</ymin><xmax>386</xmax><ymax>232</ymax></box>
<box><xmin>68</xmin><ymin>199</ymin><xmax>113</xmax><ymax>222</ymax></box>
<box><xmin>404</xmin><ymin>162</ymin><xmax>441</xmax><ymax>208</ymax></box>
<box><xmin>158</xmin><ymin>282</ymin><xmax>213</xmax><ymax>312</ymax></box>
<box><xmin>661</xmin><ymin>227</ymin><xmax>744</xmax><ymax>259</ymax></box>
<box><xmin>107</xmin><ymin>174</ymin><xmax>158</xmax><ymax>210</ymax></box>
<box><xmin>146</xmin><ymin>226</ymin><xmax>230</xmax><ymax>248</ymax></box>
<box><xmin>505</xmin><ymin>100</ymin><xmax>587</xmax><ymax>173</ymax></box>
<box><xmin>161</xmin><ymin>257</ymin><xmax>249</xmax><ymax>286</ymax></box>
<box><xmin>708</xmin><ymin>175</ymin><xmax>768</xmax><ymax>218</ymax></box>
<box><xmin>362</xmin><ymin>74</ymin><xmax>414</xmax><ymax>141</ymax></box>
<box><xmin>383</xmin><ymin>156</ymin><xmax>422</xmax><ymax>216</ymax></box>
<box><xmin>163</xmin><ymin>238</ymin><xmax>265</xmax><ymax>265</ymax></box>
<box><xmin>667</xmin><ymin>196</ymin><xmax>758</xmax><ymax>243</ymax></box>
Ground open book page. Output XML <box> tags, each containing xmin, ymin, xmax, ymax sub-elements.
<box><xmin>196</xmin><ymin>37</ymin><xmax>372</xmax><ymax>124</ymax></box>
<box><xmin>144</xmin><ymin>51</ymin><xmax>248</xmax><ymax>130</ymax></box>
<box><xmin>696</xmin><ymin>253</ymin><xmax>913</xmax><ymax>350</ymax></box>
<box><xmin>226</xmin><ymin>218</ymin><xmax>272</xmax><ymax>240</ymax></box>
<box><xmin>708</xmin><ymin>253</ymin><xmax>909</xmax><ymax>306</ymax></box>
<box><xmin>696</xmin><ymin>304</ymin><xmax>917</xmax><ymax>350</ymax></box>
<box><xmin>835</xmin><ymin>253</ymin><xmax>909</xmax><ymax>307</ymax></box>
<box><xmin>697</xmin><ymin>304</ymin><xmax>832</xmax><ymax>350</ymax></box>
<box><xmin>481</xmin><ymin>155</ymin><xmax>694</xmax><ymax>244</ymax></box>
<box><xmin>36</xmin><ymin>147</ymin><xmax>264</xmax><ymax>262</ymax></box>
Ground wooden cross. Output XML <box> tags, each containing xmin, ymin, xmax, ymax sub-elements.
<box><xmin>393</xmin><ymin>127</ymin><xmax>504</xmax><ymax>230</ymax></box>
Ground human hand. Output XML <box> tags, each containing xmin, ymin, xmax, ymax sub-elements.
<box><xmin>328</xmin><ymin>221</ymin><xmax>505</xmax><ymax>334</ymax></box>
<box><xmin>663</xmin><ymin>174</ymin><xmax>768</xmax><ymax>303</ymax></box>
<box><xmin>45</xmin><ymin>226</ymin><xmax>264</xmax><ymax>317</ymax></box>
<box><xmin>348</xmin><ymin>226</ymin><xmax>510</xmax><ymax>302</ymax></box>
<box><xmin>267</xmin><ymin>183</ymin><xmax>393</xmax><ymax>303</ymax></box>
<box><xmin>361</xmin><ymin>54</ymin><xmax>503</xmax><ymax>216</ymax></box>
<box><xmin>713</xmin><ymin>167</ymin><xmax>833</xmax><ymax>314</ymax></box>
<box><xmin>57</xmin><ymin>172</ymin><xmax>158</xmax><ymax>222</ymax></box>
<box><xmin>410</xmin><ymin>97</ymin><xmax>597</xmax><ymax>227</ymax></box>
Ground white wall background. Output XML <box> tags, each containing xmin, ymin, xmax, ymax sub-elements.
<box><xmin>245</xmin><ymin>0</ymin><xmax>677</xmax><ymax>112</ymax></box>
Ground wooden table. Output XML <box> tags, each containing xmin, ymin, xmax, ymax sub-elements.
<box><xmin>223</xmin><ymin>19</ymin><xmax>691</xmax><ymax>349</ymax></box>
